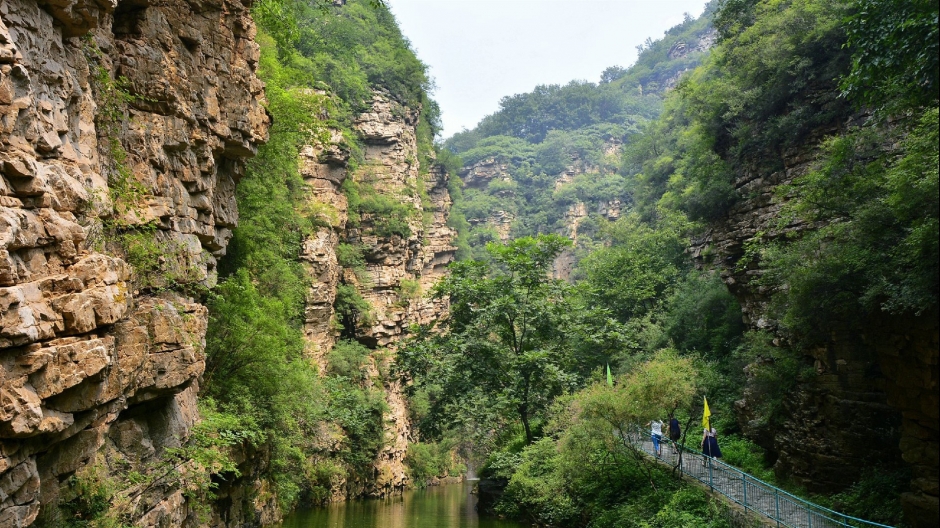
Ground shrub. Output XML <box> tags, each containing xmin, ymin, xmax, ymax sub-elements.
<box><xmin>326</xmin><ymin>339</ymin><xmax>371</xmax><ymax>380</ymax></box>
<box><xmin>397</xmin><ymin>278</ymin><xmax>422</xmax><ymax>304</ymax></box>
<box><xmin>826</xmin><ymin>468</ymin><xmax>908</xmax><ymax>526</ymax></box>
<box><xmin>405</xmin><ymin>438</ymin><xmax>468</xmax><ymax>487</ymax></box>
<box><xmin>719</xmin><ymin>435</ymin><xmax>775</xmax><ymax>482</ymax></box>
<box><xmin>334</xmin><ymin>283</ymin><xmax>374</xmax><ymax>335</ymax></box>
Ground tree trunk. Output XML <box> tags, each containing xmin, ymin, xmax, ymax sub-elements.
<box><xmin>519</xmin><ymin>404</ymin><xmax>533</xmax><ymax>445</ymax></box>
<box><xmin>519</xmin><ymin>370</ymin><xmax>534</xmax><ymax>444</ymax></box>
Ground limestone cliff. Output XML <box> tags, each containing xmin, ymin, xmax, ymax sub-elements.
<box><xmin>459</xmin><ymin>157</ymin><xmax>514</xmax><ymax>242</ymax></box>
<box><xmin>551</xmin><ymin>141</ymin><xmax>622</xmax><ymax>280</ymax></box>
<box><xmin>0</xmin><ymin>0</ymin><xmax>267</xmax><ymax>525</ymax></box>
<box><xmin>299</xmin><ymin>91</ymin><xmax>456</xmax><ymax>500</ymax></box>
<box><xmin>691</xmin><ymin>131</ymin><xmax>938</xmax><ymax>525</ymax></box>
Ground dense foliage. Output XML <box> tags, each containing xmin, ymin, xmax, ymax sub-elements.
<box><xmin>399</xmin><ymin>235</ymin><xmax>625</xmax><ymax>445</ymax></box>
<box><xmin>400</xmin><ymin>0</ymin><xmax>937</xmax><ymax>526</ymax></box>
<box><xmin>441</xmin><ymin>11</ymin><xmax>716</xmax><ymax>260</ymax></box>
<box><xmin>756</xmin><ymin>109</ymin><xmax>939</xmax><ymax>342</ymax></box>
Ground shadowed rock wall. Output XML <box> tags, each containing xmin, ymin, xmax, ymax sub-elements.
<box><xmin>692</xmin><ymin>134</ymin><xmax>938</xmax><ymax>526</ymax></box>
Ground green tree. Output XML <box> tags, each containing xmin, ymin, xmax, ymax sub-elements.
<box><xmin>841</xmin><ymin>0</ymin><xmax>939</xmax><ymax>111</ymax></box>
<box><xmin>581</xmin><ymin>213</ymin><xmax>691</xmax><ymax>322</ymax></box>
<box><xmin>400</xmin><ymin>234</ymin><xmax>577</xmax><ymax>444</ymax></box>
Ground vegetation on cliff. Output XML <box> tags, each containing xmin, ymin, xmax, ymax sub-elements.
<box><xmin>399</xmin><ymin>0</ymin><xmax>938</xmax><ymax>526</ymax></box>
<box><xmin>61</xmin><ymin>0</ymin><xmax>930</xmax><ymax>523</ymax></box>
<box><xmin>442</xmin><ymin>9</ymin><xmax>714</xmax><ymax>260</ymax></box>
<box><xmin>200</xmin><ymin>0</ymin><xmax>446</xmax><ymax>514</ymax></box>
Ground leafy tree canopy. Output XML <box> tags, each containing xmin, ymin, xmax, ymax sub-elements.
<box><xmin>399</xmin><ymin>234</ymin><xmax>626</xmax><ymax>445</ymax></box>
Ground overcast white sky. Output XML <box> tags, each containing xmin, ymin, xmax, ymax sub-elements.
<box><xmin>386</xmin><ymin>0</ymin><xmax>710</xmax><ymax>139</ymax></box>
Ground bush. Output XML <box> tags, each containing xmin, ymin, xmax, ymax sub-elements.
<box><xmin>334</xmin><ymin>283</ymin><xmax>374</xmax><ymax>335</ymax></box>
<box><xmin>336</xmin><ymin>242</ymin><xmax>365</xmax><ymax>269</ymax></box>
<box><xmin>397</xmin><ymin>278</ymin><xmax>422</xmax><ymax>304</ymax></box>
<box><xmin>719</xmin><ymin>435</ymin><xmax>774</xmax><ymax>482</ymax></box>
<box><xmin>661</xmin><ymin>271</ymin><xmax>745</xmax><ymax>358</ymax></box>
<box><xmin>352</xmin><ymin>183</ymin><xmax>415</xmax><ymax>239</ymax></box>
<box><xmin>732</xmin><ymin>331</ymin><xmax>805</xmax><ymax>426</ymax></box>
<box><xmin>497</xmin><ymin>438</ymin><xmax>579</xmax><ymax>525</ymax></box>
<box><xmin>324</xmin><ymin>378</ymin><xmax>388</xmax><ymax>476</ymax></box>
<box><xmin>405</xmin><ymin>440</ymin><xmax>465</xmax><ymax>487</ymax></box>
<box><xmin>826</xmin><ymin>468</ymin><xmax>908</xmax><ymax>526</ymax></box>
<box><xmin>326</xmin><ymin>339</ymin><xmax>371</xmax><ymax>380</ymax></box>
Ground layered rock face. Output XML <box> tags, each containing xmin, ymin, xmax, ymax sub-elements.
<box><xmin>692</xmin><ymin>138</ymin><xmax>938</xmax><ymax>525</ymax></box>
<box><xmin>459</xmin><ymin>157</ymin><xmax>514</xmax><ymax>242</ymax></box>
<box><xmin>350</xmin><ymin>95</ymin><xmax>457</xmax><ymax>349</ymax></box>
<box><xmin>300</xmin><ymin>92</ymin><xmax>456</xmax><ymax>499</ymax></box>
<box><xmin>0</xmin><ymin>0</ymin><xmax>267</xmax><ymax>525</ymax></box>
<box><xmin>551</xmin><ymin>142</ymin><xmax>622</xmax><ymax>281</ymax></box>
<box><xmin>660</xmin><ymin>29</ymin><xmax>716</xmax><ymax>90</ymax></box>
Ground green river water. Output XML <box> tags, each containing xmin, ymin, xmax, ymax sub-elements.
<box><xmin>279</xmin><ymin>481</ymin><xmax>526</xmax><ymax>528</ymax></box>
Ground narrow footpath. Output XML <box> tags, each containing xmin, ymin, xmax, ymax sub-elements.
<box><xmin>630</xmin><ymin>432</ymin><xmax>894</xmax><ymax>528</ymax></box>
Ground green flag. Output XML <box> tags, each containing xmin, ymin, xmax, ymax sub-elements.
<box><xmin>606</xmin><ymin>363</ymin><xmax>613</xmax><ymax>387</ymax></box>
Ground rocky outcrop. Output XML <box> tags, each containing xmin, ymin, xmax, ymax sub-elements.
<box><xmin>0</xmin><ymin>0</ymin><xmax>267</xmax><ymax>524</ymax></box>
<box><xmin>299</xmin><ymin>128</ymin><xmax>348</xmax><ymax>371</ymax></box>
<box><xmin>660</xmin><ymin>28</ymin><xmax>717</xmax><ymax>91</ymax></box>
<box><xmin>347</xmin><ymin>94</ymin><xmax>456</xmax><ymax>349</ymax></box>
<box><xmin>692</xmin><ymin>134</ymin><xmax>938</xmax><ymax>525</ymax></box>
<box><xmin>460</xmin><ymin>157</ymin><xmax>510</xmax><ymax>189</ymax></box>
<box><xmin>469</xmin><ymin>210</ymin><xmax>513</xmax><ymax>243</ymax></box>
<box><xmin>666</xmin><ymin>30</ymin><xmax>716</xmax><ymax>61</ymax></box>
<box><xmin>299</xmin><ymin>92</ymin><xmax>456</xmax><ymax>500</ymax></box>
<box><xmin>550</xmin><ymin>141</ymin><xmax>622</xmax><ymax>280</ymax></box>
<box><xmin>459</xmin><ymin>158</ymin><xmax>515</xmax><ymax>242</ymax></box>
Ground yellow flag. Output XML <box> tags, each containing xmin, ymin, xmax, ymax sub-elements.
<box><xmin>702</xmin><ymin>396</ymin><xmax>711</xmax><ymax>430</ymax></box>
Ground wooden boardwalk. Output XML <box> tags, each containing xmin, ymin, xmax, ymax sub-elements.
<box><xmin>628</xmin><ymin>431</ymin><xmax>893</xmax><ymax>528</ymax></box>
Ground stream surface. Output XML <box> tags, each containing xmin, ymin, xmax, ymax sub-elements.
<box><xmin>279</xmin><ymin>481</ymin><xmax>526</xmax><ymax>528</ymax></box>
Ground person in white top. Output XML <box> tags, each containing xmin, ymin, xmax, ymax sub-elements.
<box><xmin>647</xmin><ymin>419</ymin><xmax>665</xmax><ymax>457</ymax></box>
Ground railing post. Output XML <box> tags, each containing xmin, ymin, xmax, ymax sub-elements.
<box><xmin>742</xmin><ymin>472</ymin><xmax>748</xmax><ymax>512</ymax></box>
<box><xmin>775</xmin><ymin>488</ymin><xmax>780</xmax><ymax>527</ymax></box>
<box><xmin>708</xmin><ymin>457</ymin><xmax>714</xmax><ymax>491</ymax></box>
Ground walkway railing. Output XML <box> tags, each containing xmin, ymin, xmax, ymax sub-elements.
<box><xmin>624</xmin><ymin>427</ymin><xmax>894</xmax><ymax>528</ymax></box>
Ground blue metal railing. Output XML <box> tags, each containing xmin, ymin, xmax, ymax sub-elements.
<box><xmin>624</xmin><ymin>426</ymin><xmax>895</xmax><ymax>528</ymax></box>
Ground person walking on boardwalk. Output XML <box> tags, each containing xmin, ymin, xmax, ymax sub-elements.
<box><xmin>701</xmin><ymin>426</ymin><xmax>722</xmax><ymax>465</ymax></box>
<box><xmin>647</xmin><ymin>418</ymin><xmax>665</xmax><ymax>457</ymax></box>
<box><xmin>668</xmin><ymin>413</ymin><xmax>681</xmax><ymax>454</ymax></box>
<box><xmin>700</xmin><ymin>396</ymin><xmax>721</xmax><ymax>465</ymax></box>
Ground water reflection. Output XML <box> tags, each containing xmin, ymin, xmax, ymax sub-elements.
<box><xmin>280</xmin><ymin>482</ymin><xmax>525</xmax><ymax>528</ymax></box>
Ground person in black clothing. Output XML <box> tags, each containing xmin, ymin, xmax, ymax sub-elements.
<box><xmin>701</xmin><ymin>426</ymin><xmax>723</xmax><ymax>466</ymax></box>
<box><xmin>667</xmin><ymin>414</ymin><xmax>681</xmax><ymax>452</ymax></box>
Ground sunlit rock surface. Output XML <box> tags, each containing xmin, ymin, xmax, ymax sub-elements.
<box><xmin>0</xmin><ymin>0</ymin><xmax>267</xmax><ymax>524</ymax></box>
<box><xmin>299</xmin><ymin>91</ymin><xmax>456</xmax><ymax>501</ymax></box>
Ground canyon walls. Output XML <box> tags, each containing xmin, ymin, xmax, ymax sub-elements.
<box><xmin>0</xmin><ymin>0</ymin><xmax>267</xmax><ymax>524</ymax></box>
